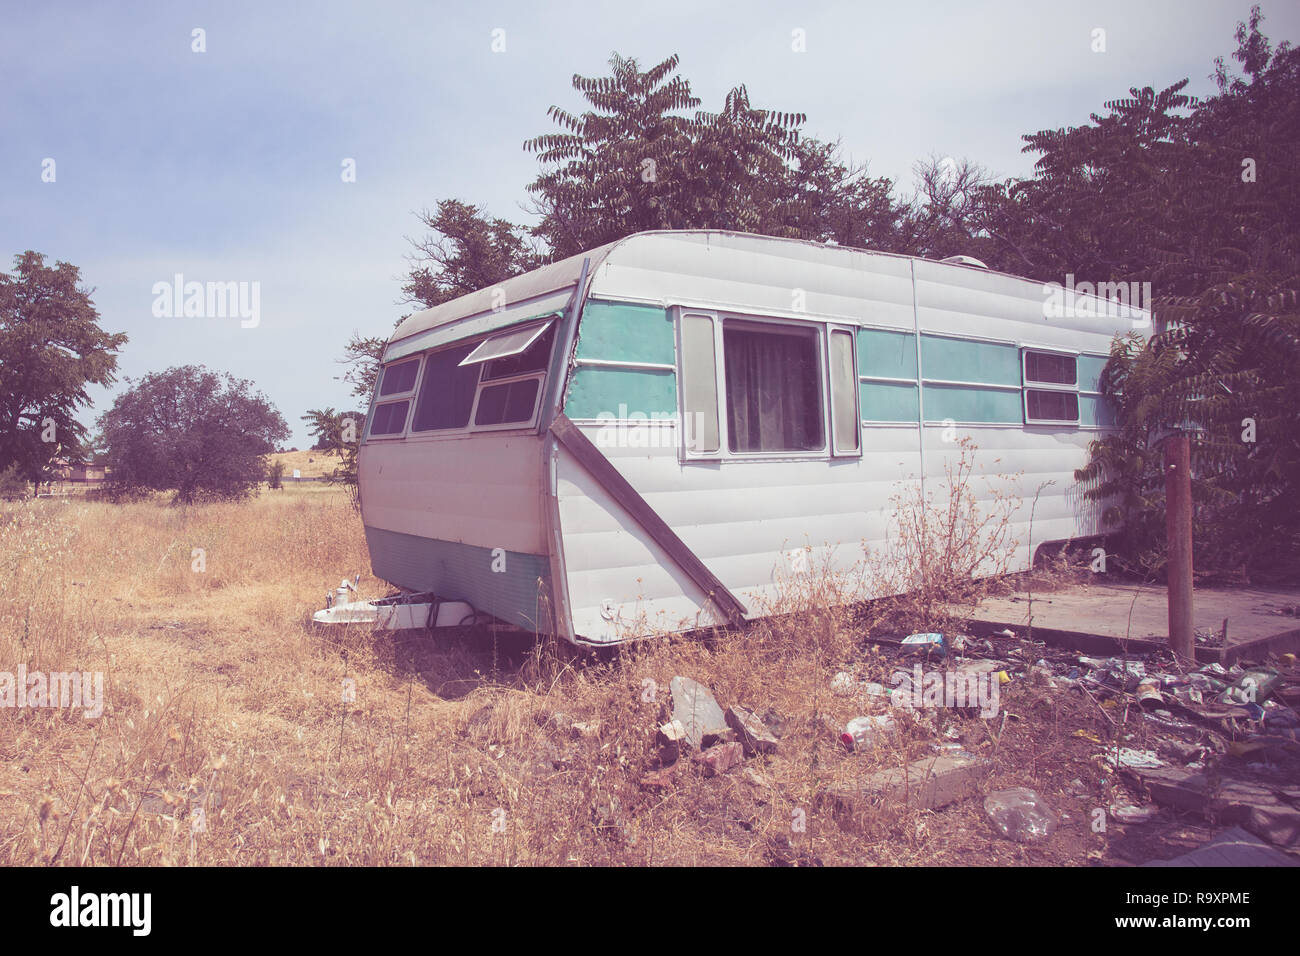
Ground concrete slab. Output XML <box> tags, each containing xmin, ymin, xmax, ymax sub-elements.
<box><xmin>964</xmin><ymin>582</ymin><xmax>1300</xmax><ymax>663</ymax></box>
<box><xmin>1143</xmin><ymin>826</ymin><xmax>1298</xmax><ymax>867</ymax></box>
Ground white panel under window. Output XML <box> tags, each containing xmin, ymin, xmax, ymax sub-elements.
<box><xmin>680</xmin><ymin>312</ymin><xmax>720</xmax><ymax>456</ymax></box>
<box><xmin>828</xmin><ymin>327</ymin><xmax>861</xmax><ymax>455</ymax></box>
<box><xmin>459</xmin><ymin>319</ymin><xmax>555</xmax><ymax>367</ymax></box>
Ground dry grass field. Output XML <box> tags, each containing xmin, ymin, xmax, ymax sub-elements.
<box><xmin>268</xmin><ymin>449</ymin><xmax>345</xmax><ymax>479</ymax></box>
<box><xmin>0</xmin><ymin>485</ymin><xmax>1220</xmax><ymax>866</ymax></box>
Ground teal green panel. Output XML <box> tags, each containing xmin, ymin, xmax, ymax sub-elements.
<box><xmin>564</xmin><ymin>366</ymin><xmax>677</xmax><ymax>419</ymax></box>
<box><xmin>1078</xmin><ymin>354</ymin><xmax>1108</xmax><ymax>393</ymax></box>
<box><xmin>922</xmin><ymin>383</ymin><xmax>1023</xmax><ymax>423</ymax></box>
<box><xmin>860</xmin><ymin>381</ymin><xmax>920</xmax><ymax>422</ymax></box>
<box><xmin>364</xmin><ymin>527</ymin><xmax>553</xmax><ymax>632</ymax></box>
<box><xmin>857</xmin><ymin>328</ymin><xmax>917</xmax><ymax>380</ymax></box>
<box><xmin>1079</xmin><ymin>394</ymin><xmax>1116</xmax><ymax>427</ymax></box>
<box><xmin>921</xmin><ymin>335</ymin><xmax>1021</xmax><ymax>386</ymax></box>
<box><xmin>575</xmin><ymin>300</ymin><xmax>675</xmax><ymax>364</ymax></box>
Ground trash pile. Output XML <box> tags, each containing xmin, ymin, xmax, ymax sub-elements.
<box><xmin>824</xmin><ymin>629</ymin><xmax>1300</xmax><ymax>852</ymax></box>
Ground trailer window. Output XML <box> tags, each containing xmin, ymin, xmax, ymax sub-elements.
<box><xmin>828</xmin><ymin>328</ymin><xmax>861</xmax><ymax>455</ymax></box>
<box><xmin>461</xmin><ymin>320</ymin><xmax>555</xmax><ymax>375</ymax></box>
<box><xmin>474</xmin><ymin>379</ymin><xmax>541</xmax><ymax>426</ymax></box>
<box><xmin>1022</xmin><ymin>349</ymin><xmax>1079</xmax><ymax>424</ymax></box>
<box><xmin>680</xmin><ymin>313</ymin><xmax>720</xmax><ymax>455</ymax></box>
<box><xmin>723</xmin><ymin>322</ymin><xmax>824</xmax><ymax>453</ymax></box>
<box><xmin>481</xmin><ymin>323</ymin><xmax>556</xmax><ymax>381</ymax></box>
<box><xmin>411</xmin><ymin>342</ymin><xmax>479</xmax><ymax>431</ymax></box>
<box><xmin>378</xmin><ymin>358</ymin><xmax>420</xmax><ymax>396</ymax></box>
<box><xmin>369</xmin><ymin>400</ymin><xmax>410</xmax><ymax>435</ymax></box>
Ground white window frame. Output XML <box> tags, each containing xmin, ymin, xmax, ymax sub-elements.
<box><xmin>367</xmin><ymin>356</ymin><xmax>422</xmax><ymax>439</ymax></box>
<box><xmin>1021</xmin><ymin>347</ymin><xmax>1080</xmax><ymax>426</ymax></box>
<box><xmin>826</xmin><ymin>324</ymin><xmax>863</xmax><ymax>458</ymax></box>
<box><xmin>674</xmin><ymin>307</ymin><xmax>834</xmax><ymax>462</ymax></box>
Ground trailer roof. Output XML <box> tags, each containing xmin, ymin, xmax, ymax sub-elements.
<box><xmin>385</xmin><ymin>230</ymin><xmax>1148</xmax><ymax>354</ymax></box>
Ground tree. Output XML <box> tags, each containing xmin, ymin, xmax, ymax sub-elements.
<box><xmin>0</xmin><ymin>252</ymin><xmax>127</xmax><ymax>480</ymax></box>
<box><xmin>1056</xmin><ymin>7</ymin><xmax>1300</xmax><ymax>582</ymax></box>
<box><xmin>267</xmin><ymin>460</ymin><xmax>285</xmax><ymax>490</ymax></box>
<box><xmin>97</xmin><ymin>366</ymin><xmax>289</xmax><ymax>504</ymax></box>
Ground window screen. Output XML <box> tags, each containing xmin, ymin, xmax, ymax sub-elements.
<box><xmin>379</xmin><ymin>358</ymin><xmax>420</xmax><ymax>396</ymax></box>
<box><xmin>411</xmin><ymin>343</ymin><xmax>479</xmax><ymax>431</ymax></box>
<box><xmin>369</xmin><ymin>400</ymin><xmax>410</xmax><ymax>435</ymax></box>
<box><xmin>1025</xmin><ymin>351</ymin><xmax>1076</xmax><ymax>386</ymax></box>
<box><xmin>724</xmin><ymin>323</ymin><xmax>824</xmax><ymax>453</ymax></box>
<box><xmin>474</xmin><ymin>379</ymin><xmax>541</xmax><ymax>426</ymax></box>
<box><xmin>1026</xmin><ymin>390</ymin><xmax>1079</xmax><ymax>423</ymax></box>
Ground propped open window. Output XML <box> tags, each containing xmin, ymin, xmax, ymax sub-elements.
<box><xmin>459</xmin><ymin>319</ymin><xmax>555</xmax><ymax>368</ymax></box>
<box><xmin>468</xmin><ymin>321</ymin><xmax>557</xmax><ymax>430</ymax></box>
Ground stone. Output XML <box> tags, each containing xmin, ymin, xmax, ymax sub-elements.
<box><xmin>656</xmin><ymin>719</ymin><xmax>688</xmax><ymax>765</ymax></box>
<box><xmin>1242</xmin><ymin>804</ymin><xmax>1300</xmax><ymax>848</ymax></box>
<box><xmin>823</xmin><ymin>753</ymin><xmax>989</xmax><ymax>818</ymax></box>
<box><xmin>670</xmin><ymin>676</ymin><xmax>730</xmax><ymax>749</ymax></box>
<box><xmin>694</xmin><ymin>741</ymin><xmax>744</xmax><ymax>777</ymax></box>
<box><xmin>985</xmin><ymin>788</ymin><xmax>1057</xmax><ymax>843</ymax></box>
<box><xmin>726</xmin><ymin>705</ymin><xmax>779</xmax><ymax>756</ymax></box>
<box><xmin>570</xmin><ymin>721</ymin><xmax>600</xmax><ymax>739</ymax></box>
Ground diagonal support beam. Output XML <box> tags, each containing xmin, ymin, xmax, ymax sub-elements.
<box><xmin>549</xmin><ymin>414</ymin><xmax>748</xmax><ymax>626</ymax></box>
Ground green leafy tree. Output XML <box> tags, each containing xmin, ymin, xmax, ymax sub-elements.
<box><xmin>98</xmin><ymin>366</ymin><xmax>289</xmax><ymax>504</ymax></box>
<box><xmin>0</xmin><ymin>252</ymin><xmax>127</xmax><ymax>481</ymax></box>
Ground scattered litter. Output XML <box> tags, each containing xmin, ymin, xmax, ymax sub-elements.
<box><xmin>1111</xmin><ymin>804</ymin><xmax>1159</xmax><ymax>825</ymax></box>
<box><xmin>985</xmin><ymin>788</ymin><xmax>1057</xmax><ymax>843</ymax></box>
<box><xmin>1101</xmin><ymin>748</ymin><xmax>1164</xmax><ymax>769</ymax></box>
<box><xmin>842</xmin><ymin>714</ymin><xmax>895</xmax><ymax>751</ymax></box>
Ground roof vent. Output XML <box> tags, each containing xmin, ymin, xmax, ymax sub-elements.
<box><xmin>940</xmin><ymin>255</ymin><xmax>989</xmax><ymax>269</ymax></box>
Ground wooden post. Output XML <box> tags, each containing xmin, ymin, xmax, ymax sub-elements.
<box><xmin>1164</xmin><ymin>433</ymin><xmax>1194</xmax><ymax>661</ymax></box>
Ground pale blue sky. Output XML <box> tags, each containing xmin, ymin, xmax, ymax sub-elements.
<box><xmin>3</xmin><ymin>1</ymin><xmax>1293</xmax><ymax>448</ymax></box>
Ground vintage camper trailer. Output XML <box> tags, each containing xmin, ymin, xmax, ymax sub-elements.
<box><xmin>358</xmin><ymin>230</ymin><xmax>1145</xmax><ymax>645</ymax></box>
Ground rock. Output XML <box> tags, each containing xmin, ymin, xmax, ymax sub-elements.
<box><xmin>985</xmin><ymin>788</ymin><xmax>1057</xmax><ymax>843</ymax></box>
<box><xmin>656</xmin><ymin>719</ymin><xmax>688</xmax><ymax>765</ymax></box>
<box><xmin>670</xmin><ymin>676</ymin><xmax>730</xmax><ymax>749</ymax></box>
<box><xmin>823</xmin><ymin>753</ymin><xmax>989</xmax><ymax>818</ymax></box>
<box><xmin>726</xmin><ymin>705</ymin><xmax>779</xmax><ymax>756</ymax></box>
<box><xmin>1144</xmin><ymin>826</ymin><xmax>1299</xmax><ymax>867</ymax></box>
<box><xmin>693</xmin><ymin>741</ymin><xmax>744</xmax><ymax>777</ymax></box>
<box><xmin>1242</xmin><ymin>804</ymin><xmax>1300</xmax><ymax>848</ymax></box>
<box><xmin>570</xmin><ymin>720</ymin><xmax>600</xmax><ymax>739</ymax></box>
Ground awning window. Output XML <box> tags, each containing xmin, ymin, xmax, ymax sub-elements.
<box><xmin>458</xmin><ymin>319</ymin><xmax>555</xmax><ymax>367</ymax></box>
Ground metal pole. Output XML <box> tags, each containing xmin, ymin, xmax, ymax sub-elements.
<box><xmin>1164</xmin><ymin>432</ymin><xmax>1194</xmax><ymax>661</ymax></box>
